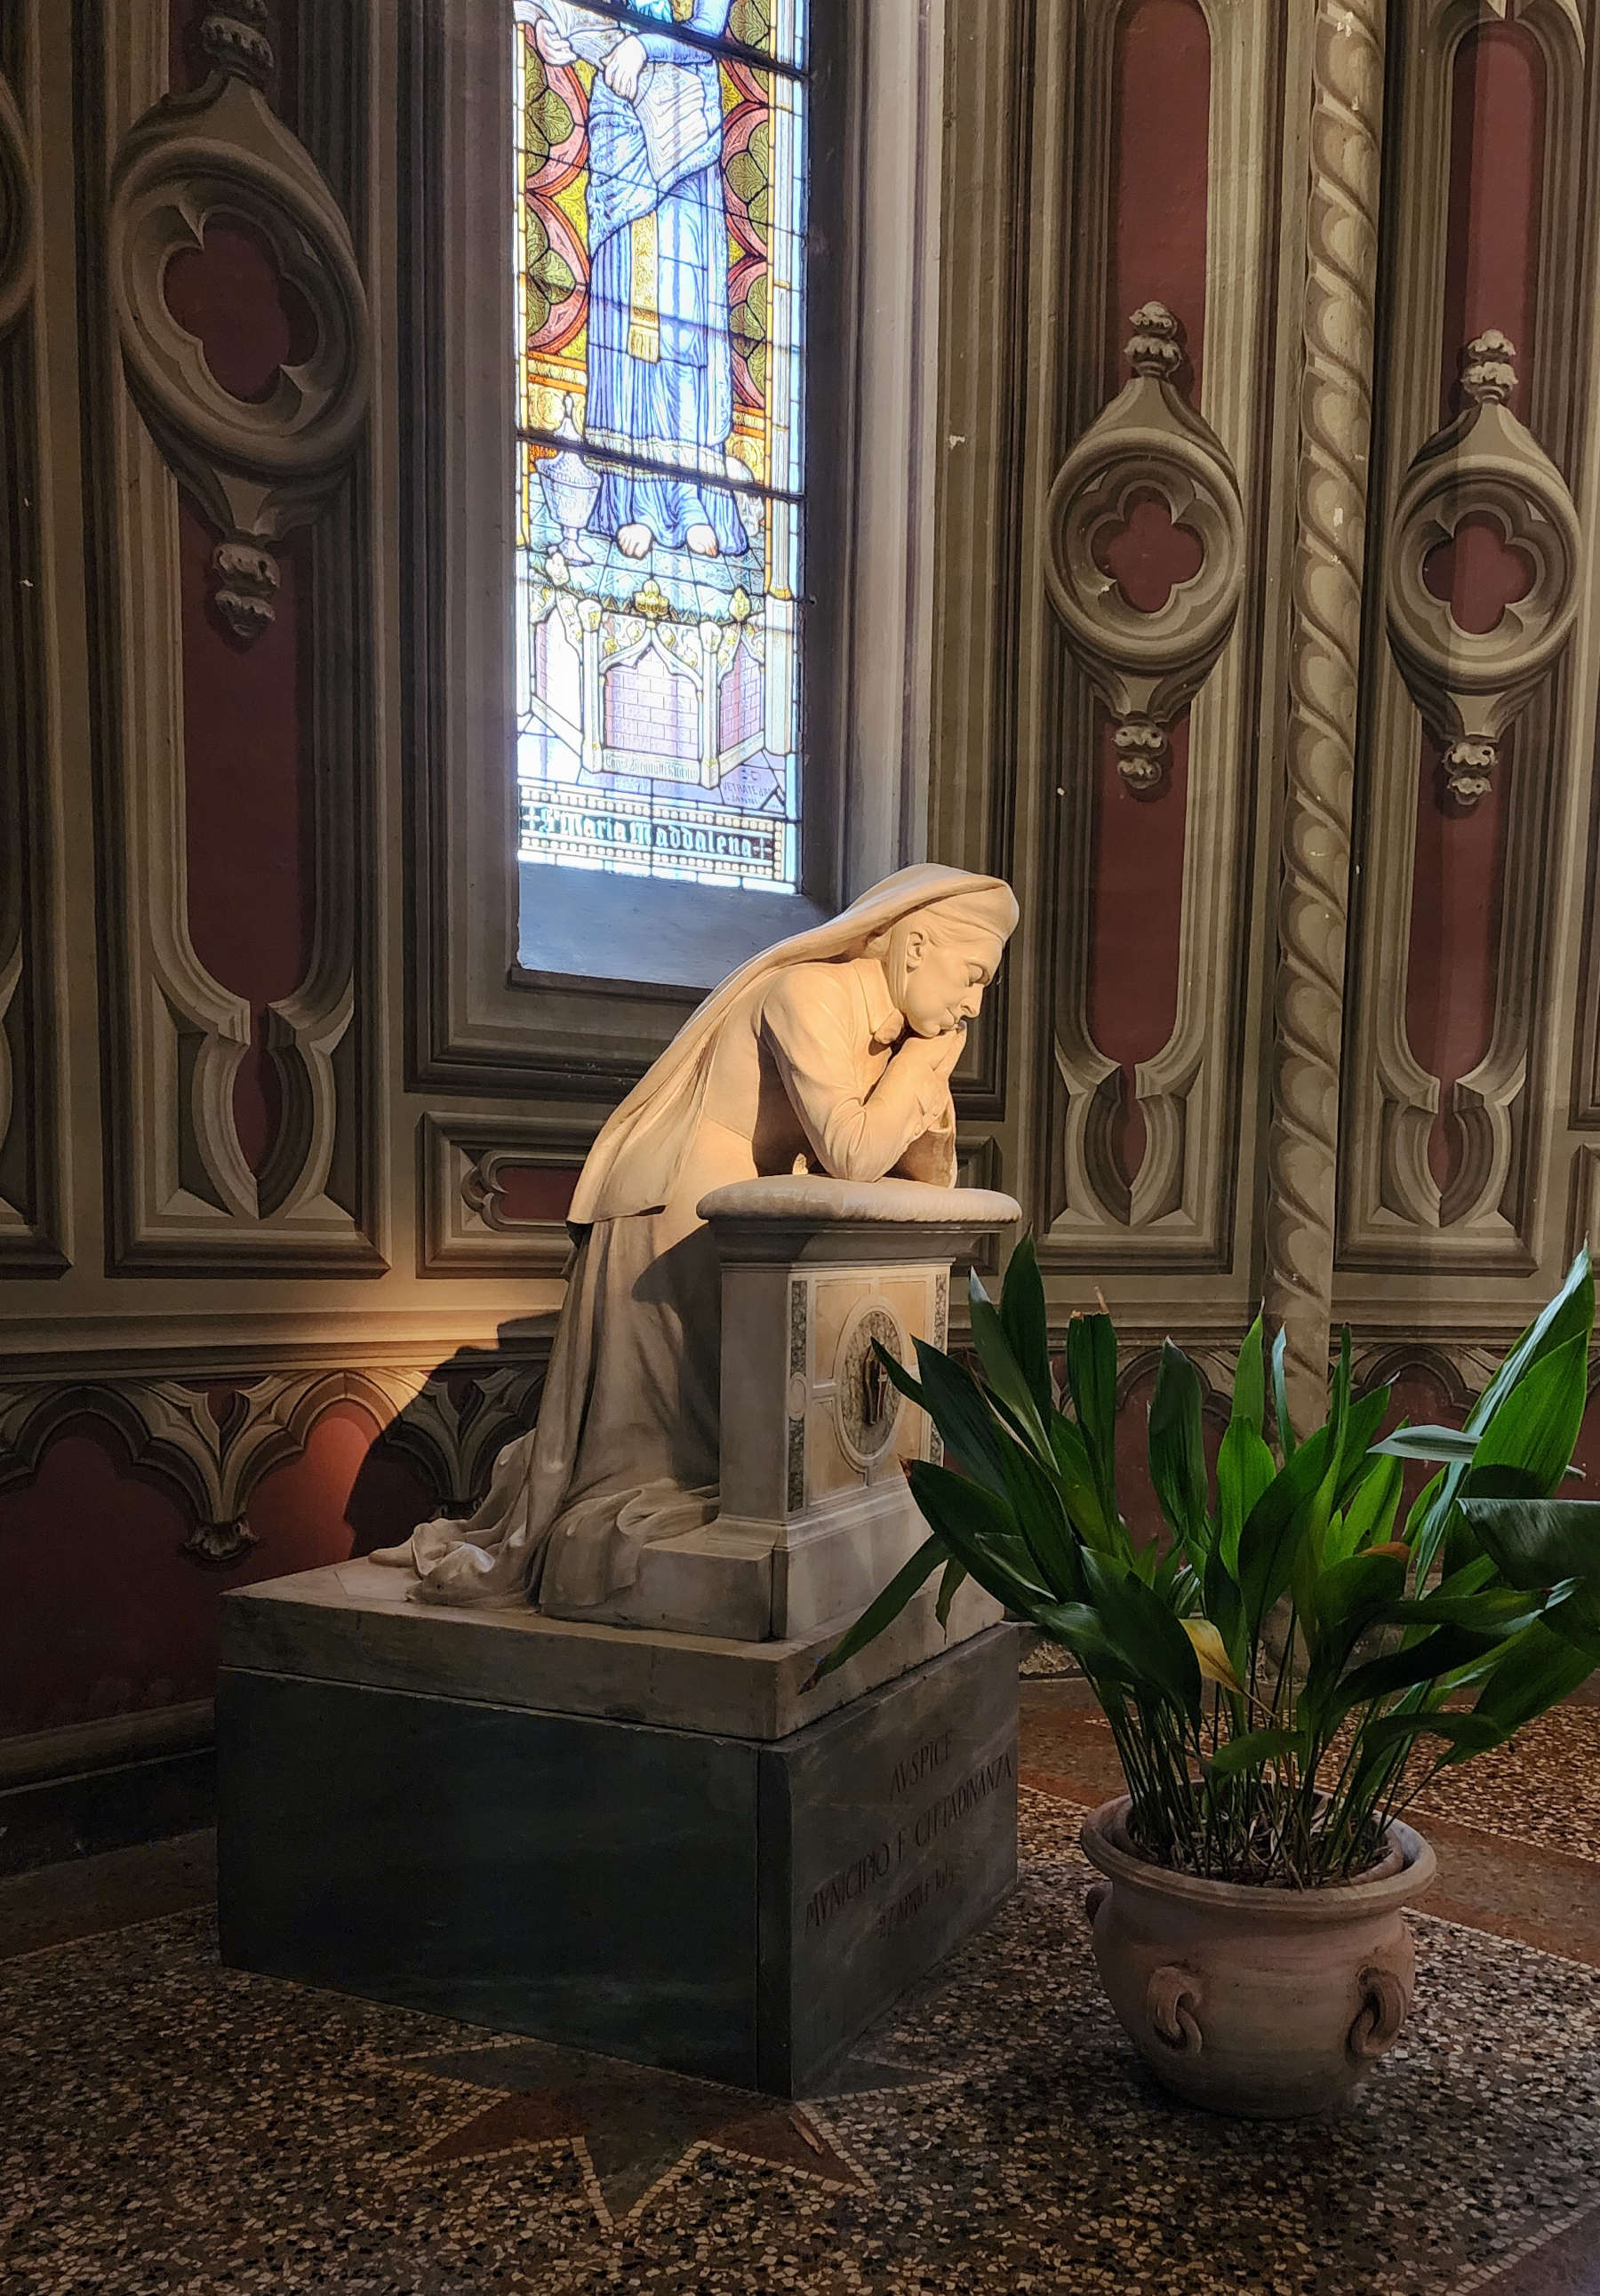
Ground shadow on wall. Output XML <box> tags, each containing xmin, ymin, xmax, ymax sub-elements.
<box><xmin>344</xmin><ymin>1318</ymin><xmax>557</xmax><ymax>1556</ymax></box>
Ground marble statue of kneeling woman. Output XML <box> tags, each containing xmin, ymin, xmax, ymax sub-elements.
<box><xmin>373</xmin><ymin>865</ymin><xmax>1019</xmax><ymax>1614</ymax></box>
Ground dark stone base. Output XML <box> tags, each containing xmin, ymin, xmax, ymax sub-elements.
<box><xmin>217</xmin><ymin>1625</ymin><xmax>1018</xmax><ymax>2095</ymax></box>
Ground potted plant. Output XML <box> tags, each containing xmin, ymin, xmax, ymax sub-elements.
<box><xmin>813</xmin><ymin>1239</ymin><xmax>1600</xmax><ymax>2118</ymax></box>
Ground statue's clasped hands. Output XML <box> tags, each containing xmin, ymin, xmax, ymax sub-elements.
<box><xmin>894</xmin><ymin>1022</ymin><xmax>966</xmax><ymax>1086</ymax></box>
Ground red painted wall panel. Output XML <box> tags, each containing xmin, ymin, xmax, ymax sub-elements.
<box><xmin>1405</xmin><ymin>25</ymin><xmax>1546</xmax><ymax>1194</ymax></box>
<box><xmin>493</xmin><ymin>1164</ymin><xmax>581</xmax><ymax>1224</ymax></box>
<box><xmin>1084</xmin><ymin>0</ymin><xmax>1210</xmax><ymax>1189</ymax></box>
<box><xmin>1439</xmin><ymin>25</ymin><xmax>1542</xmax><ymax>426</ymax></box>
<box><xmin>166</xmin><ymin>2</ymin><xmax>314</xmax><ymax>1178</ymax></box>
<box><xmin>1104</xmin><ymin>0</ymin><xmax>1210</xmax><ymax>401</ymax></box>
<box><xmin>177</xmin><ymin>508</ymin><xmax>313</xmax><ymax>1172</ymax></box>
<box><xmin>0</xmin><ymin>1410</ymin><xmax>433</xmax><ymax>1740</ymax></box>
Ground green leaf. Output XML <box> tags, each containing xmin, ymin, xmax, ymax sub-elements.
<box><xmin>1207</xmin><ymin>1726</ymin><xmax>1308</xmax><ymax>1777</ymax></box>
<box><xmin>1372</xmin><ymin>1424</ymin><xmax>1480</xmax><ymax>1466</ymax></box>
<box><xmin>1270</xmin><ymin>1324</ymin><xmax>1297</xmax><ymax>1460</ymax></box>
<box><xmin>1299</xmin><ymin>1548</ymin><xmax>1410</xmax><ymax>1729</ymax></box>
<box><xmin>934</xmin><ymin>1556</ymin><xmax>967</xmax><ymax>1630</ymax></box>
<box><xmin>1468</xmin><ymin>1248</ymin><xmax>1594</xmax><ymax>1440</ymax></box>
<box><xmin>1353</xmin><ymin>1710</ymin><xmax>1505</xmax><ymax>1765</ymax></box>
<box><xmin>1148</xmin><ymin>1340</ymin><xmax>1208</xmax><ymax>1553</ymax></box>
<box><xmin>1033</xmin><ymin>1600</ymin><xmax>1136</xmax><ymax>1687</ymax></box>
<box><xmin>1374</xmin><ymin>1587</ymin><xmax>1554</xmax><ymax>1636</ymax></box>
<box><xmin>905</xmin><ymin>1460</ymin><xmax>1053</xmax><ymax>1618</ymax></box>
<box><xmin>1066</xmin><ymin>1312</ymin><xmax>1119</xmax><ymax>1519</ymax></box>
<box><xmin>1455</xmin><ymin>1496</ymin><xmax>1600</xmax><ymax>1596</ymax></box>
<box><xmin>1202</xmin><ymin>1545</ymin><xmax>1245</xmax><ymax>1676</ymax></box>
<box><xmin>1217</xmin><ymin>1420</ymin><xmax>1277</xmax><ymax>1572</ymax></box>
<box><xmin>1333</xmin><ymin>1387</ymin><xmax>1391</xmax><ymax>1502</ymax></box>
<box><xmin>1468</xmin><ymin>1334</ymin><xmax>1589</xmax><ymax>1499</ymax></box>
<box><xmin>968</xmin><ymin>1278</ymin><xmax>1050</xmax><ymax>1452</ymax></box>
<box><xmin>1081</xmin><ymin>1548</ymin><xmax>1202</xmax><ymax>1724</ymax></box>
<box><xmin>992</xmin><ymin>1426</ymin><xmax>1084</xmax><ymax>1604</ymax></box>
<box><xmin>806</xmin><ymin>1534</ymin><xmax>946</xmax><ymax>1686</ymax></box>
<box><xmin>903</xmin><ymin>1340</ymin><xmax>1011</xmax><ymax>1499</ymax></box>
<box><xmin>1236</xmin><ymin>1422</ymin><xmax>1332</xmax><ymax>1637</ymax></box>
<box><xmin>1047</xmin><ymin>1413</ymin><xmax>1116</xmax><ymax>1551</ymax></box>
<box><xmin>1324</xmin><ymin>1452</ymin><xmax>1403</xmax><ymax>1567</ymax></box>
<box><xmin>1331</xmin><ymin>1623</ymin><xmax>1508</xmax><ymax>1721</ymax></box>
<box><xmin>1411</xmin><ymin>1250</ymin><xmax>1594</xmax><ymax>1582</ymax></box>
<box><xmin>1231</xmin><ymin>1314</ymin><xmax>1266</xmax><ymax>1436</ymax></box>
<box><xmin>1303</xmin><ymin>1545</ymin><xmax>1409</xmax><ymax>1644</ymax></box>
<box><xmin>998</xmin><ymin>1231</ymin><xmax>1055</xmax><ymax>1418</ymax></box>
<box><xmin>1470</xmin><ymin>1620</ymin><xmax>1599</xmax><ymax>1735</ymax></box>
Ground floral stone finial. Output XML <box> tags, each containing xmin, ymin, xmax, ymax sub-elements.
<box><xmin>1126</xmin><ymin>302</ymin><xmax>1184</xmax><ymax>383</ymax></box>
<box><xmin>1461</xmin><ymin>330</ymin><xmax>1517</xmax><ymax>407</ymax></box>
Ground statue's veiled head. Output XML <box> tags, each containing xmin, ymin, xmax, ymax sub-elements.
<box><xmin>866</xmin><ymin>883</ymin><xmax>1019</xmax><ymax>1039</ymax></box>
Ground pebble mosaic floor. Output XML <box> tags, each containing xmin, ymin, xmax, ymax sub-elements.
<box><xmin>5</xmin><ymin>1791</ymin><xmax>1600</xmax><ymax>2295</ymax></box>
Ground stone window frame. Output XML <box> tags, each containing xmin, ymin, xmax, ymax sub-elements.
<box><xmin>398</xmin><ymin>0</ymin><xmax>948</xmax><ymax>1099</ymax></box>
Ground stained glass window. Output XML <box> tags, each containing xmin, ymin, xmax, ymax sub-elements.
<box><xmin>512</xmin><ymin>0</ymin><xmax>809</xmax><ymax>892</ymax></box>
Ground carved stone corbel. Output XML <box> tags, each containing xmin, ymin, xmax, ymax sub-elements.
<box><xmin>107</xmin><ymin>0</ymin><xmax>371</xmax><ymax>639</ymax></box>
<box><xmin>1044</xmin><ymin>303</ymin><xmax>1245</xmax><ymax>790</ymax></box>
<box><xmin>1385</xmin><ymin>331</ymin><xmax>1580</xmax><ymax>805</ymax></box>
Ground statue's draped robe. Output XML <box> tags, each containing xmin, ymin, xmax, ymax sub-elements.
<box><xmin>585</xmin><ymin>0</ymin><xmax>747</xmax><ymax>554</ymax></box>
<box><xmin>375</xmin><ymin>865</ymin><xmax>1015</xmax><ymax>1612</ymax></box>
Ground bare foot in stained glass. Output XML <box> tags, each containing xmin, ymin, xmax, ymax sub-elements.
<box><xmin>685</xmin><ymin>524</ymin><xmax>721</xmax><ymax>558</ymax></box>
<box><xmin>617</xmin><ymin>524</ymin><xmax>653</xmax><ymax>559</ymax></box>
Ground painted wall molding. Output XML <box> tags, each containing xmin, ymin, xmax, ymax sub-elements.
<box><xmin>1044</xmin><ymin>301</ymin><xmax>1244</xmax><ymax>793</ymax></box>
<box><xmin>81</xmin><ymin>0</ymin><xmax>380</xmax><ymax>1273</ymax></box>
<box><xmin>1385</xmin><ymin>331</ymin><xmax>1580</xmax><ymax>806</ymax></box>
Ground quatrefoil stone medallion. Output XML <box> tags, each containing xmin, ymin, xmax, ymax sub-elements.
<box><xmin>1044</xmin><ymin>304</ymin><xmax>1245</xmax><ymax>790</ymax></box>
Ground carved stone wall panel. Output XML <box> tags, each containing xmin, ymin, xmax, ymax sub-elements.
<box><xmin>82</xmin><ymin>0</ymin><xmax>380</xmax><ymax>1273</ymax></box>
<box><xmin>1340</xmin><ymin>1</ymin><xmax>1593</xmax><ymax>1280</ymax></box>
<box><xmin>0</xmin><ymin>12</ymin><xmax>66</xmax><ymax>1271</ymax></box>
<box><xmin>420</xmin><ymin>1112</ymin><xmax>595</xmax><ymax>1276</ymax></box>
<box><xmin>1037</xmin><ymin>0</ymin><xmax>1291</xmax><ymax>1268</ymax></box>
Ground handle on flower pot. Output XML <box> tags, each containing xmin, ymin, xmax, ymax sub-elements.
<box><xmin>1083</xmin><ymin>1879</ymin><xmax>1109</xmax><ymax>1927</ymax></box>
<box><xmin>1146</xmin><ymin>1964</ymin><xmax>1202</xmax><ymax>2053</ymax></box>
<box><xmin>1348</xmin><ymin>1963</ymin><xmax>1409</xmax><ymax>2060</ymax></box>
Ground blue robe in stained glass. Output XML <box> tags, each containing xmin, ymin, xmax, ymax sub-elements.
<box><xmin>585</xmin><ymin>0</ymin><xmax>748</xmax><ymax>556</ymax></box>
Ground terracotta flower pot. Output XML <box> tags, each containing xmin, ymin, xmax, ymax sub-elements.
<box><xmin>1079</xmin><ymin>1796</ymin><xmax>1438</xmax><ymax>2118</ymax></box>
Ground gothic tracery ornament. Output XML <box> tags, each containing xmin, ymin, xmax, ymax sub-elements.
<box><xmin>1044</xmin><ymin>303</ymin><xmax>1244</xmax><ymax>791</ymax></box>
<box><xmin>107</xmin><ymin>0</ymin><xmax>371</xmax><ymax>640</ymax></box>
<box><xmin>1385</xmin><ymin>331</ymin><xmax>1580</xmax><ymax>806</ymax></box>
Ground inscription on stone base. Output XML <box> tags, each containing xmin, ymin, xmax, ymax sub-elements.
<box><xmin>759</xmin><ymin>1628</ymin><xmax>1019</xmax><ymax>2092</ymax></box>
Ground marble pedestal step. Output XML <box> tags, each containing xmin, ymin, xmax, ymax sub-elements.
<box><xmin>217</xmin><ymin>1562</ymin><xmax>1019</xmax><ymax>2094</ymax></box>
<box><xmin>571</xmin><ymin>1479</ymin><xmax>933</xmax><ymax>1644</ymax></box>
<box><xmin>221</xmin><ymin>1557</ymin><xmax>1002</xmax><ymax>1740</ymax></box>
